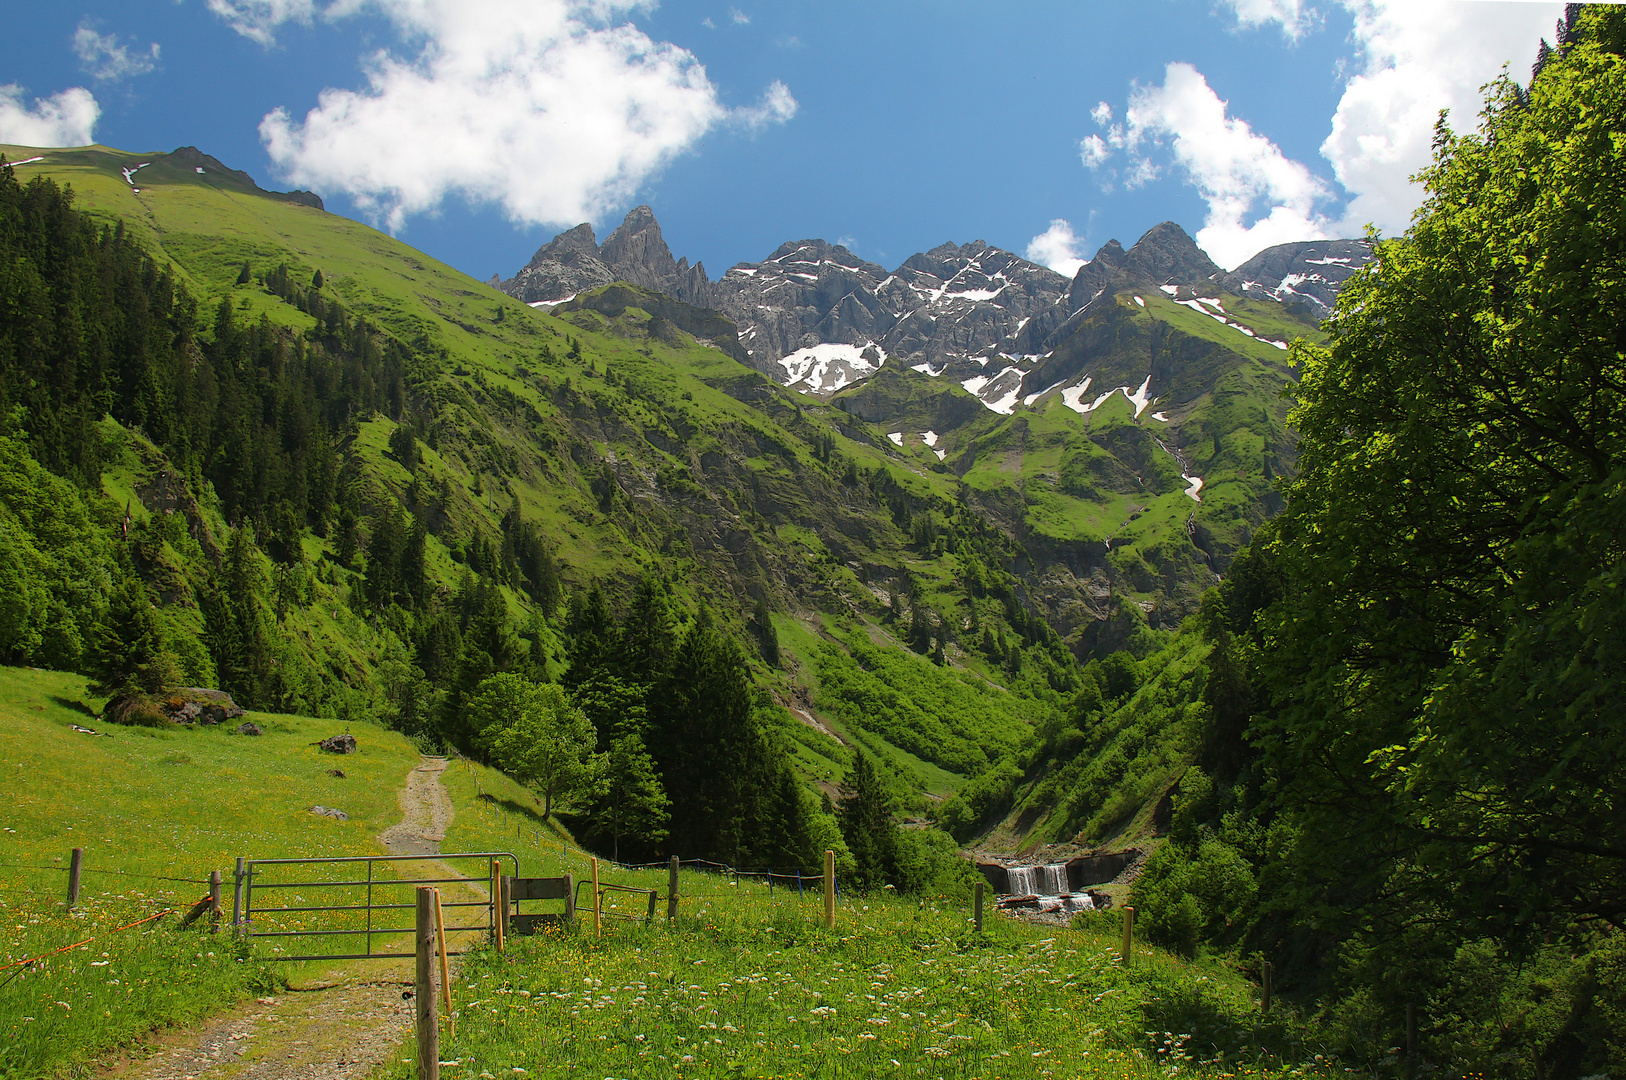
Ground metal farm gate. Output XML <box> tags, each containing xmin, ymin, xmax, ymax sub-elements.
<box><xmin>232</xmin><ymin>852</ymin><xmax>519</xmax><ymax>962</ymax></box>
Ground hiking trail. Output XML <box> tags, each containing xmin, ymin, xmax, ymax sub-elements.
<box><xmin>101</xmin><ymin>756</ymin><xmax>477</xmax><ymax>1080</ymax></box>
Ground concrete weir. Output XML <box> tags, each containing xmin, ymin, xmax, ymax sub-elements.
<box><xmin>975</xmin><ymin>849</ymin><xmax>1139</xmax><ymax>895</ymax></box>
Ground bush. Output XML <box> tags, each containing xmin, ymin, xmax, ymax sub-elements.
<box><xmin>890</xmin><ymin>828</ymin><xmax>980</xmax><ymax>899</ymax></box>
<box><xmin>1130</xmin><ymin>836</ymin><xmax>1255</xmax><ymax>957</ymax></box>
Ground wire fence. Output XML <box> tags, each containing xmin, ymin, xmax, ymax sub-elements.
<box><xmin>449</xmin><ymin>753</ymin><xmax>843</xmax><ymax>902</ymax></box>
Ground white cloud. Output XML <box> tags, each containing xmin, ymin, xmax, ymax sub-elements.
<box><xmin>205</xmin><ymin>0</ymin><xmax>320</xmax><ymax>46</ymax></box>
<box><xmin>1123</xmin><ymin>62</ymin><xmax>1335</xmax><ymax>268</ymax></box>
<box><xmin>1090</xmin><ymin>101</ymin><xmax>1113</xmax><ymax>126</ymax></box>
<box><xmin>734</xmin><ymin>80</ymin><xmax>797</xmax><ymax>132</ymax></box>
<box><xmin>242</xmin><ymin>0</ymin><xmax>794</xmax><ymax>232</ymax></box>
<box><xmin>1079</xmin><ymin>133</ymin><xmax>1111</xmax><ymax>169</ymax></box>
<box><xmin>0</xmin><ymin>85</ymin><xmax>100</xmax><ymax>148</ymax></box>
<box><xmin>1026</xmin><ymin>218</ymin><xmax>1087</xmax><ymax>277</ymax></box>
<box><xmin>1221</xmin><ymin>0</ymin><xmax>1319</xmax><ymax>39</ymax></box>
<box><xmin>1324</xmin><ymin>0</ymin><xmax>1560</xmax><ymax>234</ymax></box>
<box><xmin>729</xmin><ymin>7</ymin><xmax>750</xmax><ymax>25</ymax></box>
<box><xmin>74</xmin><ymin>23</ymin><xmax>161</xmax><ymax>82</ymax></box>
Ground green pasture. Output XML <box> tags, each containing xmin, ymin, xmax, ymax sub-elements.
<box><xmin>375</xmin><ymin>872</ymin><xmax>1339</xmax><ymax>1080</ymax></box>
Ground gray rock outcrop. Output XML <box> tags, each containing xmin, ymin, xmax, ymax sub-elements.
<box><xmin>1222</xmin><ymin>238</ymin><xmax>1374</xmax><ymax>317</ymax></box>
<box><xmin>494</xmin><ymin>208</ymin><xmax>1373</xmax><ymax>408</ymax></box>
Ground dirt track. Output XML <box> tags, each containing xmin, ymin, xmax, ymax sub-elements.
<box><xmin>101</xmin><ymin>756</ymin><xmax>470</xmax><ymax>1080</ymax></box>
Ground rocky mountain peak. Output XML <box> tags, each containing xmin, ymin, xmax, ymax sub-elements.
<box><xmin>600</xmin><ymin>205</ymin><xmax>668</xmax><ymax>268</ymax></box>
<box><xmin>492</xmin><ymin>205</ymin><xmax>1371</xmax><ymax>410</ymax></box>
<box><xmin>1222</xmin><ymin>237</ymin><xmax>1373</xmax><ymax>317</ymax></box>
<box><xmin>1122</xmin><ymin>221</ymin><xmax>1220</xmax><ymax>285</ymax></box>
<box><xmin>537</xmin><ymin>222</ymin><xmax>599</xmax><ymax>258</ymax></box>
<box><xmin>497</xmin><ymin>205</ymin><xmax>713</xmax><ymax>307</ymax></box>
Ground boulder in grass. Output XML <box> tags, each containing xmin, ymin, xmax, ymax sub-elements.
<box><xmin>237</xmin><ymin>721</ymin><xmax>262</xmax><ymax>736</ymax></box>
<box><xmin>160</xmin><ymin>688</ymin><xmax>247</xmax><ymax>725</ymax></box>
<box><xmin>309</xmin><ymin>805</ymin><xmax>349</xmax><ymax>821</ymax></box>
<box><xmin>318</xmin><ymin>734</ymin><xmax>357</xmax><ymax>754</ymax></box>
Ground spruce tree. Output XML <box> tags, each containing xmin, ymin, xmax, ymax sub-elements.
<box><xmin>837</xmin><ymin>749</ymin><xmax>896</xmax><ymax>891</ymax></box>
<box><xmin>88</xmin><ymin>576</ymin><xmax>180</xmax><ymax>697</ymax></box>
<box><xmin>594</xmin><ymin>733</ymin><xmax>669</xmax><ymax>862</ymax></box>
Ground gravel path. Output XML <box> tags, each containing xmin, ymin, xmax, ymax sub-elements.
<box><xmin>101</xmin><ymin>756</ymin><xmax>468</xmax><ymax>1080</ymax></box>
<box><xmin>378</xmin><ymin>758</ymin><xmax>453</xmax><ymax>857</ymax></box>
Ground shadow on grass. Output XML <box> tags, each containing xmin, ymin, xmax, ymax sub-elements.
<box><xmin>478</xmin><ymin>792</ymin><xmax>554</xmax><ymax>831</ymax></box>
<box><xmin>49</xmin><ymin>696</ymin><xmax>97</xmax><ymax>717</ymax></box>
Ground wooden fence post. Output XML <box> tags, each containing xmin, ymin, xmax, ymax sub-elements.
<box><xmin>67</xmin><ymin>847</ymin><xmax>83</xmax><ymax>909</ymax></box>
<box><xmin>591</xmin><ymin>857</ymin><xmax>601</xmax><ymax>937</ymax></box>
<box><xmin>974</xmin><ymin>881</ymin><xmax>985</xmax><ymax>932</ymax></box>
<box><xmin>823</xmin><ymin>849</ymin><xmax>835</xmax><ymax>930</ymax></box>
<box><xmin>415</xmin><ymin>887</ymin><xmax>439</xmax><ymax>1080</ymax></box>
<box><xmin>498</xmin><ymin>874</ymin><xmax>510</xmax><ymax>947</ymax></box>
<box><xmin>433</xmin><ymin>889</ymin><xmax>451</xmax><ymax>1018</ymax></box>
<box><xmin>667</xmin><ymin>856</ymin><xmax>679</xmax><ymax>920</ymax></box>
<box><xmin>489</xmin><ymin>860</ymin><xmax>503</xmax><ymax>952</ymax></box>
<box><xmin>1261</xmin><ymin>961</ymin><xmax>1273</xmax><ymax>1016</ymax></box>
<box><xmin>1121</xmin><ymin>905</ymin><xmax>1135</xmax><ymax>966</ymax></box>
<box><xmin>209</xmin><ymin>870</ymin><xmax>222</xmax><ymax>932</ymax></box>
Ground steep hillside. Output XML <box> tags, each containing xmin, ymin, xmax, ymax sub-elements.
<box><xmin>0</xmin><ymin>141</ymin><xmax>1326</xmax><ymax>825</ymax></box>
<box><xmin>0</xmin><ymin>144</ymin><xmax>1075</xmax><ymax>820</ymax></box>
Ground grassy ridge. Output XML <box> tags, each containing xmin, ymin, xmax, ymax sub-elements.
<box><xmin>0</xmin><ymin>666</ymin><xmax>425</xmax><ymax>1077</ymax></box>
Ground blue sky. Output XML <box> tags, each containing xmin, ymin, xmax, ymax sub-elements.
<box><xmin>1</xmin><ymin>1</ymin><xmax>1563</xmax><ymax>279</ymax></box>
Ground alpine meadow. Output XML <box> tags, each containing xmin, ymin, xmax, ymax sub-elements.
<box><xmin>0</xmin><ymin>4</ymin><xmax>1622</xmax><ymax>1080</ymax></box>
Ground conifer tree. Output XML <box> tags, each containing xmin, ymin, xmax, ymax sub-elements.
<box><xmin>837</xmin><ymin>749</ymin><xmax>896</xmax><ymax>890</ymax></box>
<box><xmin>88</xmin><ymin>576</ymin><xmax>180</xmax><ymax>697</ymax></box>
<box><xmin>594</xmin><ymin>733</ymin><xmax>669</xmax><ymax>862</ymax></box>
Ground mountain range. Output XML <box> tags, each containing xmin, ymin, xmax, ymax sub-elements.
<box><xmin>3</xmin><ymin>139</ymin><xmax>1365</xmax><ymax>821</ymax></box>
<box><xmin>493</xmin><ymin>207</ymin><xmax>1371</xmax><ymax>408</ymax></box>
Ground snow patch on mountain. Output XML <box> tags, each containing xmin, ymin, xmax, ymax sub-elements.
<box><xmin>778</xmin><ymin>342</ymin><xmax>884</xmax><ymax>394</ymax></box>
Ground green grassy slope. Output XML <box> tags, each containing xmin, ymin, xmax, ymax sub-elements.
<box><xmin>0</xmin><ymin>142</ymin><xmax>1302</xmax><ymax>828</ymax></box>
<box><xmin>0</xmin><ymin>666</ymin><xmax>425</xmax><ymax>1076</ymax></box>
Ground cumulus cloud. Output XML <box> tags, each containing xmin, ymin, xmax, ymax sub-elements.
<box><xmin>0</xmin><ymin>85</ymin><xmax>100</xmax><ymax>148</ymax></box>
<box><xmin>1221</xmin><ymin>0</ymin><xmax>1320</xmax><ymax>40</ymax></box>
<box><xmin>734</xmin><ymin>80</ymin><xmax>797</xmax><ymax>132</ymax></box>
<box><xmin>74</xmin><ymin>22</ymin><xmax>162</xmax><ymax>82</ymax></box>
<box><xmin>236</xmin><ymin>0</ymin><xmax>795</xmax><ymax>231</ymax></box>
<box><xmin>1095</xmin><ymin>62</ymin><xmax>1334</xmax><ymax>269</ymax></box>
<box><xmin>1075</xmin><ymin>1</ymin><xmax>1559</xmax><ymax>269</ymax></box>
<box><xmin>1079</xmin><ymin>133</ymin><xmax>1111</xmax><ymax>170</ymax></box>
<box><xmin>1026</xmin><ymin>218</ymin><xmax>1087</xmax><ymax>277</ymax></box>
<box><xmin>205</xmin><ymin>0</ymin><xmax>320</xmax><ymax>46</ymax></box>
<box><xmin>1323</xmin><ymin>0</ymin><xmax>1560</xmax><ymax>234</ymax></box>
<box><xmin>729</xmin><ymin>7</ymin><xmax>750</xmax><ymax>25</ymax></box>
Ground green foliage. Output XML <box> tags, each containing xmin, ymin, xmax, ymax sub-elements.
<box><xmin>933</xmin><ymin>758</ymin><xmax>1022</xmax><ymax>841</ymax></box>
<box><xmin>0</xmin><ymin>435</ymin><xmax>114</xmax><ymax>668</ymax></box>
<box><xmin>812</xmin><ymin>629</ymin><xmax>1033</xmax><ymax>776</ymax></box>
<box><xmin>837</xmin><ymin>749</ymin><xmax>896</xmax><ymax>890</ymax></box>
<box><xmin>1246</xmin><ymin>2</ymin><xmax>1626</xmax><ymax>1004</ymax></box>
<box><xmin>891</xmin><ymin>826</ymin><xmax>983</xmax><ymax>899</ymax></box>
<box><xmin>472</xmin><ymin>673</ymin><xmax>600</xmax><ymax>817</ymax></box>
<box><xmin>88</xmin><ymin>575</ymin><xmax>182</xmax><ymax>698</ymax></box>
<box><xmin>590</xmin><ymin>733</ymin><xmax>670</xmax><ymax>862</ymax></box>
<box><xmin>1129</xmin><ymin>836</ymin><xmax>1256</xmax><ymax>958</ymax></box>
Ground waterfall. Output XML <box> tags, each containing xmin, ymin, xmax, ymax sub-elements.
<box><xmin>1004</xmin><ymin>863</ymin><xmax>1071</xmax><ymax>895</ymax></box>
